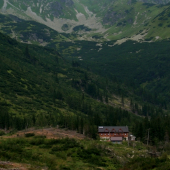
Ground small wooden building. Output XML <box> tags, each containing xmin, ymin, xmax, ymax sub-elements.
<box><xmin>129</xmin><ymin>135</ymin><xmax>136</xmax><ymax>141</ymax></box>
<box><xmin>98</xmin><ymin>126</ymin><xmax>129</xmax><ymax>142</ymax></box>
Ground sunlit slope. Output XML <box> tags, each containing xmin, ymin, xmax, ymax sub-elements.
<box><xmin>1</xmin><ymin>0</ymin><xmax>170</xmax><ymax>41</ymax></box>
<box><xmin>105</xmin><ymin>2</ymin><xmax>168</xmax><ymax>40</ymax></box>
<box><xmin>145</xmin><ymin>5</ymin><xmax>170</xmax><ymax>40</ymax></box>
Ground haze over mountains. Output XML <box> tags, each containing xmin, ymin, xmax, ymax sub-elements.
<box><xmin>1</xmin><ymin>0</ymin><xmax>170</xmax><ymax>42</ymax></box>
<box><xmin>1</xmin><ymin>0</ymin><xmax>170</xmax><ymax>169</ymax></box>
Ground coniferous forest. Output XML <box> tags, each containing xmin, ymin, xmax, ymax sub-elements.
<box><xmin>1</xmin><ymin>27</ymin><xmax>170</xmax><ymax>139</ymax></box>
<box><xmin>1</xmin><ymin>21</ymin><xmax>170</xmax><ymax>169</ymax></box>
<box><xmin>0</xmin><ymin>32</ymin><xmax>138</xmax><ymax>137</ymax></box>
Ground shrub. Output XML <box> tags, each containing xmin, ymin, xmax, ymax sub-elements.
<box><xmin>29</xmin><ymin>138</ymin><xmax>45</xmax><ymax>145</ymax></box>
<box><xmin>158</xmin><ymin>23</ymin><xmax>163</xmax><ymax>27</ymax></box>
<box><xmin>0</xmin><ymin>130</ymin><xmax>5</xmax><ymax>136</ymax></box>
<box><xmin>25</xmin><ymin>133</ymin><xmax>35</xmax><ymax>137</ymax></box>
<box><xmin>33</xmin><ymin>135</ymin><xmax>46</xmax><ymax>139</ymax></box>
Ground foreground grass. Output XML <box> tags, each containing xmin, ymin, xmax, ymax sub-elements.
<box><xmin>0</xmin><ymin>136</ymin><xmax>122</xmax><ymax>170</ymax></box>
<box><xmin>0</xmin><ymin>135</ymin><xmax>170</xmax><ymax>170</ymax></box>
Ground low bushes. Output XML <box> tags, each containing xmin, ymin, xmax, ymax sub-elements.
<box><xmin>25</xmin><ymin>133</ymin><xmax>35</xmax><ymax>137</ymax></box>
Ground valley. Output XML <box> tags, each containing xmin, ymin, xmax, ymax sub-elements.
<box><xmin>1</xmin><ymin>0</ymin><xmax>170</xmax><ymax>41</ymax></box>
<box><xmin>0</xmin><ymin>0</ymin><xmax>170</xmax><ymax>169</ymax></box>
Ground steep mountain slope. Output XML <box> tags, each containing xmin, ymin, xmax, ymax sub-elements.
<box><xmin>145</xmin><ymin>5</ymin><xmax>170</xmax><ymax>40</ymax></box>
<box><xmin>62</xmin><ymin>39</ymin><xmax>170</xmax><ymax>108</ymax></box>
<box><xmin>1</xmin><ymin>0</ymin><xmax>170</xmax><ymax>41</ymax></box>
<box><xmin>0</xmin><ymin>13</ymin><xmax>78</xmax><ymax>45</ymax></box>
<box><xmin>1</xmin><ymin>31</ymin><xmax>145</xmax><ymax>133</ymax></box>
<box><xmin>0</xmin><ymin>0</ymin><xmax>106</xmax><ymax>36</ymax></box>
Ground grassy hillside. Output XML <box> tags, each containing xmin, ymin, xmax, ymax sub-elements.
<box><xmin>0</xmin><ymin>133</ymin><xmax>170</xmax><ymax>170</ymax></box>
<box><xmin>0</xmin><ymin>13</ymin><xmax>78</xmax><ymax>45</ymax></box>
<box><xmin>105</xmin><ymin>2</ymin><xmax>168</xmax><ymax>40</ymax></box>
<box><xmin>1</xmin><ymin>0</ymin><xmax>170</xmax><ymax>41</ymax></box>
<box><xmin>145</xmin><ymin>5</ymin><xmax>170</xmax><ymax>40</ymax></box>
<box><xmin>0</xmin><ymin>135</ymin><xmax>148</xmax><ymax>170</ymax></box>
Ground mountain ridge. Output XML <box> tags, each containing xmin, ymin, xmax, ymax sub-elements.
<box><xmin>1</xmin><ymin>0</ymin><xmax>170</xmax><ymax>41</ymax></box>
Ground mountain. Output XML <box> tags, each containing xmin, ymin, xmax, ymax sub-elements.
<box><xmin>1</xmin><ymin>0</ymin><xmax>170</xmax><ymax>41</ymax></box>
<box><xmin>0</xmin><ymin>13</ymin><xmax>77</xmax><ymax>45</ymax></box>
<box><xmin>61</xmin><ymin>38</ymin><xmax>170</xmax><ymax>108</ymax></box>
<box><xmin>1</xmin><ymin>2</ymin><xmax>170</xmax><ymax>169</ymax></box>
<box><xmin>1</xmin><ymin>31</ymin><xmax>145</xmax><ymax>134</ymax></box>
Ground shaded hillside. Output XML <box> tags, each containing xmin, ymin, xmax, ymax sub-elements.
<box><xmin>0</xmin><ymin>13</ymin><xmax>78</xmax><ymax>45</ymax></box>
<box><xmin>0</xmin><ymin>32</ymin><xmax>142</xmax><ymax>135</ymax></box>
<box><xmin>55</xmin><ymin>39</ymin><xmax>170</xmax><ymax>108</ymax></box>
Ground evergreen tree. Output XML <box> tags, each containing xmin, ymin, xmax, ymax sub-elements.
<box><xmin>121</xmin><ymin>95</ymin><xmax>124</xmax><ymax>106</ymax></box>
<box><xmin>105</xmin><ymin>94</ymin><xmax>108</xmax><ymax>103</ymax></box>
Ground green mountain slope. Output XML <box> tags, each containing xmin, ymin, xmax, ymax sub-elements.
<box><xmin>1</xmin><ymin>0</ymin><xmax>170</xmax><ymax>41</ymax></box>
<box><xmin>0</xmin><ymin>13</ymin><xmax>79</xmax><ymax>45</ymax></box>
<box><xmin>61</xmin><ymin>39</ymin><xmax>170</xmax><ymax>108</ymax></box>
<box><xmin>1</xmin><ymin>31</ymin><xmax>145</xmax><ymax>134</ymax></box>
<box><xmin>145</xmin><ymin>5</ymin><xmax>170</xmax><ymax>40</ymax></box>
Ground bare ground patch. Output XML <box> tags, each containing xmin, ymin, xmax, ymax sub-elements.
<box><xmin>3</xmin><ymin>128</ymin><xmax>86</xmax><ymax>140</ymax></box>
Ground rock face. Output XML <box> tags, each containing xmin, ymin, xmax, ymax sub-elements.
<box><xmin>103</xmin><ymin>9</ymin><xmax>133</xmax><ymax>26</ymax></box>
<box><xmin>103</xmin><ymin>10</ymin><xmax>126</xmax><ymax>26</ymax></box>
<box><xmin>50</xmin><ymin>0</ymin><xmax>74</xmax><ymax>18</ymax></box>
<box><xmin>2</xmin><ymin>0</ymin><xmax>170</xmax><ymax>40</ymax></box>
<box><xmin>6</xmin><ymin>0</ymin><xmax>74</xmax><ymax>18</ymax></box>
<box><xmin>139</xmin><ymin>0</ymin><xmax>170</xmax><ymax>4</ymax></box>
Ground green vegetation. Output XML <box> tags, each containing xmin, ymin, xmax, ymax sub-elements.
<box><xmin>2</xmin><ymin>1</ymin><xmax>170</xmax><ymax>169</ymax></box>
<box><xmin>0</xmin><ymin>32</ymin><xmax>141</xmax><ymax>138</ymax></box>
<box><xmin>1</xmin><ymin>135</ymin><xmax>170</xmax><ymax>170</ymax></box>
<box><xmin>123</xmin><ymin>156</ymin><xmax>170</xmax><ymax>170</ymax></box>
<box><xmin>0</xmin><ymin>136</ymin><xmax>147</xmax><ymax>170</ymax></box>
<box><xmin>0</xmin><ymin>14</ymin><xmax>73</xmax><ymax>44</ymax></box>
<box><xmin>1</xmin><ymin>25</ymin><xmax>170</xmax><ymax>154</ymax></box>
<box><xmin>59</xmin><ymin>39</ymin><xmax>170</xmax><ymax>109</ymax></box>
<box><xmin>2</xmin><ymin>0</ymin><xmax>170</xmax><ymax>41</ymax></box>
<box><xmin>0</xmin><ymin>1</ymin><xmax>4</xmax><ymax>8</ymax></box>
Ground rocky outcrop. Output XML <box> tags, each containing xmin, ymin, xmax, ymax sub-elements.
<box><xmin>103</xmin><ymin>8</ymin><xmax>133</xmax><ymax>26</ymax></box>
<box><xmin>50</xmin><ymin>0</ymin><xmax>74</xmax><ymax>18</ymax></box>
<box><xmin>138</xmin><ymin>0</ymin><xmax>170</xmax><ymax>4</ymax></box>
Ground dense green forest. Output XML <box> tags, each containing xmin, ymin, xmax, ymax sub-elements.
<box><xmin>1</xmin><ymin>20</ymin><xmax>170</xmax><ymax>170</ymax></box>
<box><xmin>1</xmin><ymin>27</ymin><xmax>170</xmax><ymax>145</ymax></box>
<box><xmin>0</xmin><ymin>32</ymin><xmax>142</xmax><ymax>138</ymax></box>
<box><xmin>51</xmin><ymin>39</ymin><xmax>170</xmax><ymax>109</ymax></box>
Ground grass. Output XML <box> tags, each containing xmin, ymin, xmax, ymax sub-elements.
<box><xmin>105</xmin><ymin>2</ymin><xmax>168</xmax><ymax>41</ymax></box>
<box><xmin>0</xmin><ymin>135</ymin><xmax>149</xmax><ymax>170</ymax></box>
<box><xmin>73</xmin><ymin>0</ymin><xmax>89</xmax><ymax>19</ymax></box>
<box><xmin>2</xmin><ymin>0</ymin><xmax>170</xmax><ymax>43</ymax></box>
<box><xmin>0</xmin><ymin>1</ymin><xmax>4</xmax><ymax>8</ymax></box>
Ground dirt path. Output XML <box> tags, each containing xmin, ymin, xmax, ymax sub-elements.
<box><xmin>4</xmin><ymin>127</ymin><xmax>86</xmax><ymax>140</ymax></box>
<box><xmin>0</xmin><ymin>161</ymin><xmax>29</xmax><ymax>170</ymax></box>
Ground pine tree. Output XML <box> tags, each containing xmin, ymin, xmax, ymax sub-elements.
<box><xmin>121</xmin><ymin>95</ymin><xmax>124</xmax><ymax>106</ymax></box>
<box><xmin>24</xmin><ymin>46</ymin><xmax>30</xmax><ymax>59</ymax></box>
<box><xmin>105</xmin><ymin>94</ymin><xmax>108</xmax><ymax>103</ymax></box>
